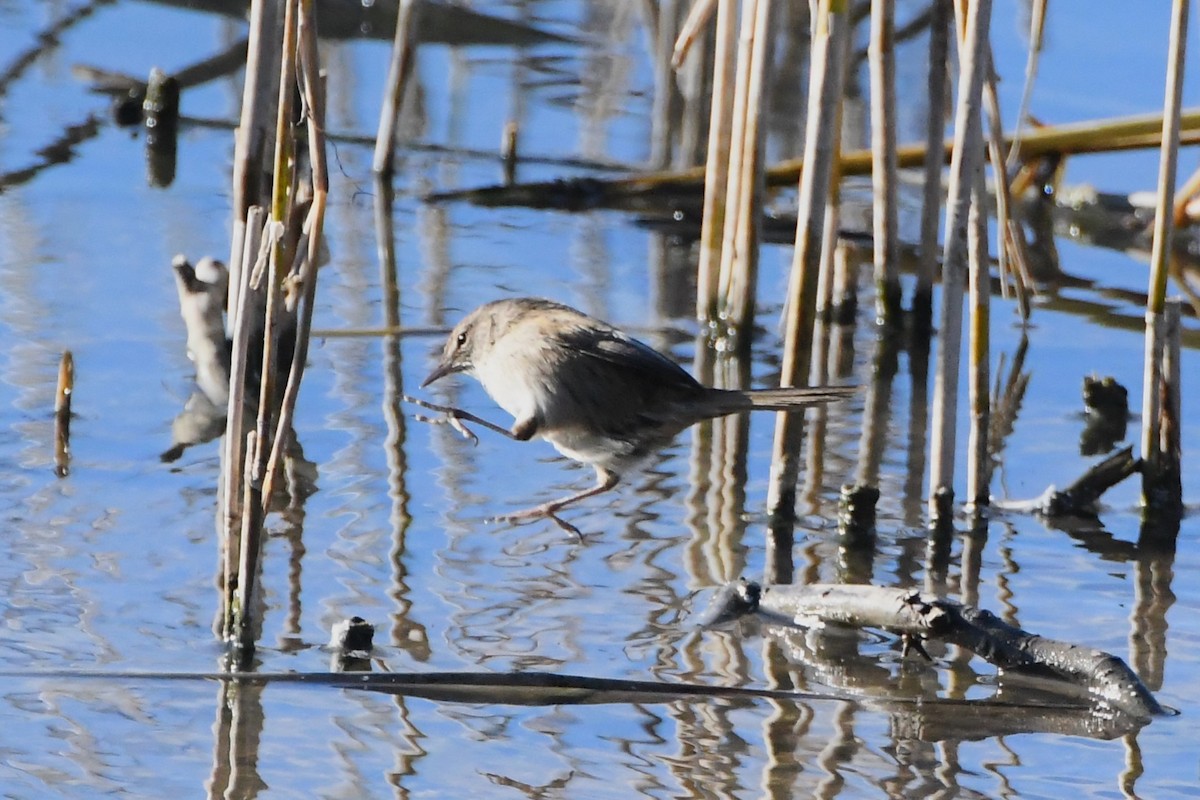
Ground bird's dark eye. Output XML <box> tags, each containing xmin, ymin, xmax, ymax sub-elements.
<box><xmin>456</xmin><ymin>331</ymin><xmax>468</xmax><ymax>347</ymax></box>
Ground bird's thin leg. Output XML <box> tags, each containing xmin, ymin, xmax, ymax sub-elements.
<box><xmin>492</xmin><ymin>469</ymin><xmax>620</xmax><ymax>532</ymax></box>
<box><xmin>403</xmin><ymin>395</ymin><xmax>516</xmax><ymax>444</ymax></box>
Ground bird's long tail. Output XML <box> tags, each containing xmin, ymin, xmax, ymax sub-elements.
<box><xmin>701</xmin><ymin>385</ymin><xmax>856</xmax><ymax>416</ymax></box>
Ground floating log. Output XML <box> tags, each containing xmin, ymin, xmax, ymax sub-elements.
<box><xmin>701</xmin><ymin>579</ymin><xmax>1163</xmax><ymax>719</ymax></box>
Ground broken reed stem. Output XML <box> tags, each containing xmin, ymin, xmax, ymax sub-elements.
<box><xmin>868</xmin><ymin>0</ymin><xmax>901</xmax><ymax>324</ymax></box>
<box><xmin>673</xmin><ymin>0</ymin><xmax>716</xmax><ymax>67</ymax></box>
<box><xmin>253</xmin><ymin>0</ymin><xmax>301</xmax><ymax>479</ymax></box>
<box><xmin>715</xmin><ymin>0</ymin><xmax>773</xmax><ymax>339</ymax></box>
<box><xmin>373</xmin><ymin>0</ymin><xmax>419</xmax><ymax>178</ymax></box>
<box><xmin>221</xmin><ymin>208</ymin><xmax>268</xmax><ymax>635</ymax></box>
<box><xmin>53</xmin><ymin>350</ymin><xmax>74</xmax><ymax>478</ymax></box>
<box><xmin>232</xmin><ymin>430</ymin><xmax>263</xmax><ymax>647</ymax></box>
<box><xmin>914</xmin><ymin>0</ymin><xmax>951</xmax><ymax>334</ymax></box>
<box><xmin>226</xmin><ymin>0</ymin><xmax>296</xmax><ymax>647</ymax></box>
<box><xmin>928</xmin><ymin>0</ymin><xmax>991</xmax><ymax>522</ymax></box>
<box><xmin>227</xmin><ymin>0</ymin><xmax>281</xmax><ymax>305</ymax></box>
<box><xmin>222</xmin><ymin>210</ymin><xmax>269</xmax><ymax>535</ymax></box>
<box><xmin>1142</xmin><ymin>0</ymin><xmax>1188</xmax><ymax>515</ymax></box>
<box><xmin>966</xmin><ymin>165</ymin><xmax>991</xmax><ymax>509</ymax></box>
<box><xmin>262</xmin><ymin>0</ymin><xmax>328</xmax><ymax>503</ymax></box>
<box><xmin>1157</xmin><ymin>300</ymin><xmax>1183</xmax><ymax>512</ymax></box>
<box><xmin>693</xmin><ymin>0</ymin><xmax>735</xmax><ymax>320</ymax></box>
<box><xmin>980</xmin><ymin>45</ymin><xmax>1032</xmax><ymax>319</ymax></box>
<box><xmin>1006</xmin><ymin>0</ymin><xmax>1047</xmax><ymax>169</ymax></box>
<box><xmin>766</xmin><ymin>0</ymin><xmax>849</xmax><ymax>533</ymax></box>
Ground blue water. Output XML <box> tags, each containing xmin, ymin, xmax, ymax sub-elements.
<box><xmin>0</xmin><ymin>1</ymin><xmax>1197</xmax><ymax>797</ymax></box>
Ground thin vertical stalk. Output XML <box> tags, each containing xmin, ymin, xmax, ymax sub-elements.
<box><xmin>981</xmin><ymin>51</ymin><xmax>1031</xmax><ymax>319</ymax></box>
<box><xmin>221</xmin><ymin>208</ymin><xmax>269</xmax><ymax>639</ymax></box>
<box><xmin>233</xmin><ymin>431</ymin><xmax>263</xmax><ymax>650</ymax></box>
<box><xmin>716</xmin><ymin>0</ymin><xmax>774</xmax><ymax>339</ymax></box>
<box><xmin>1142</xmin><ymin>0</ymin><xmax>1189</xmax><ymax>511</ymax></box>
<box><xmin>262</xmin><ymin>0</ymin><xmax>328</xmax><ymax>502</ymax></box>
<box><xmin>253</xmin><ymin>0</ymin><xmax>300</xmax><ymax>483</ymax></box>
<box><xmin>914</xmin><ymin>0</ymin><xmax>950</xmax><ymax>334</ymax></box>
<box><xmin>694</xmin><ymin>0</ymin><xmax>736</xmax><ymax>320</ymax></box>
<box><xmin>227</xmin><ymin>0</ymin><xmax>281</xmax><ymax>307</ymax></box>
<box><xmin>1006</xmin><ymin>0</ymin><xmax>1047</xmax><ymax>168</ymax></box>
<box><xmin>766</xmin><ymin>0</ymin><xmax>849</xmax><ymax>533</ymax></box>
<box><xmin>966</xmin><ymin>164</ymin><xmax>990</xmax><ymax>508</ymax></box>
<box><xmin>672</xmin><ymin>0</ymin><xmax>717</xmax><ymax>67</ymax></box>
<box><xmin>928</xmin><ymin>0</ymin><xmax>991</xmax><ymax>522</ymax></box>
<box><xmin>53</xmin><ymin>351</ymin><xmax>74</xmax><ymax>478</ymax></box>
<box><xmin>647</xmin><ymin>0</ymin><xmax>681</xmax><ymax>169</ymax></box>
<box><xmin>868</xmin><ymin>0</ymin><xmax>901</xmax><ymax>324</ymax></box>
<box><xmin>373</xmin><ymin>0</ymin><xmax>420</xmax><ymax>178</ymax></box>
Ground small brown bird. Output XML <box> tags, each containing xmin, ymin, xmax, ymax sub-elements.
<box><xmin>412</xmin><ymin>297</ymin><xmax>853</xmax><ymax>528</ymax></box>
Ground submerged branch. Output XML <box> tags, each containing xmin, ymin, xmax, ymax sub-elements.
<box><xmin>701</xmin><ymin>579</ymin><xmax>1163</xmax><ymax>719</ymax></box>
<box><xmin>994</xmin><ymin>446</ymin><xmax>1140</xmax><ymax>517</ymax></box>
<box><xmin>428</xmin><ymin>108</ymin><xmax>1200</xmax><ymax>211</ymax></box>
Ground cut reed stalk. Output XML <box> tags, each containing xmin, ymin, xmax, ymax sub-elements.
<box><xmin>53</xmin><ymin>350</ymin><xmax>73</xmax><ymax>478</ymax></box>
<box><xmin>766</xmin><ymin>0</ymin><xmax>849</xmax><ymax>534</ymax></box>
<box><xmin>868</xmin><ymin>0</ymin><xmax>901</xmax><ymax>324</ymax></box>
<box><xmin>928</xmin><ymin>0</ymin><xmax>991</xmax><ymax>522</ymax></box>
<box><xmin>1141</xmin><ymin>0</ymin><xmax>1188</xmax><ymax>515</ymax></box>
<box><xmin>966</xmin><ymin>165</ymin><xmax>991</xmax><ymax>508</ymax></box>
<box><xmin>692</xmin><ymin>0</ymin><xmax>735</xmax><ymax>320</ymax></box>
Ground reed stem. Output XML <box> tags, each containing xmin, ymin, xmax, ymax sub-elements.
<box><xmin>1141</xmin><ymin>0</ymin><xmax>1188</xmax><ymax>513</ymax></box>
<box><xmin>766</xmin><ymin>0</ymin><xmax>849</xmax><ymax>536</ymax></box>
<box><xmin>693</xmin><ymin>0</ymin><xmax>736</xmax><ymax>320</ymax></box>
<box><xmin>868</xmin><ymin>0</ymin><xmax>901</xmax><ymax>324</ymax></box>
<box><xmin>928</xmin><ymin>0</ymin><xmax>992</xmax><ymax>522</ymax></box>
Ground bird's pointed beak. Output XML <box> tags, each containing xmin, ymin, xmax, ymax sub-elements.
<box><xmin>421</xmin><ymin>360</ymin><xmax>456</xmax><ymax>388</ymax></box>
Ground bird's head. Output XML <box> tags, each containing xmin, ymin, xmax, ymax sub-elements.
<box><xmin>423</xmin><ymin>299</ymin><xmax>541</xmax><ymax>387</ymax></box>
<box><xmin>423</xmin><ymin>313</ymin><xmax>482</xmax><ymax>387</ymax></box>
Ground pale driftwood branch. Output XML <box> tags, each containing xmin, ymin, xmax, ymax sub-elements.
<box><xmin>701</xmin><ymin>580</ymin><xmax>1163</xmax><ymax>719</ymax></box>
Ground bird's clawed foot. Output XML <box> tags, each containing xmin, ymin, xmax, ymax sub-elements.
<box><xmin>490</xmin><ymin>503</ymin><xmax>583</xmax><ymax>538</ymax></box>
<box><xmin>403</xmin><ymin>395</ymin><xmax>514</xmax><ymax>445</ymax></box>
